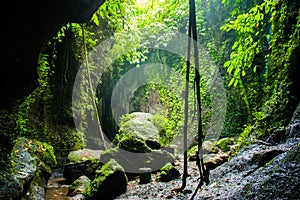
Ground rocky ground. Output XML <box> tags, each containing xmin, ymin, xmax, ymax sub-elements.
<box><xmin>115</xmin><ymin>154</ymin><xmax>205</xmax><ymax>200</ymax></box>
<box><xmin>45</xmin><ymin>138</ymin><xmax>299</xmax><ymax>200</ymax></box>
<box><xmin>116</xmin><ymin>140</ymin><xmax>299</xmax><ymax>200</ymax></box>
<box><xmin>45</xmin><ymin>153</ymin><xmax>204</xmax><ymax>200</ymax></box>
<box><xmin>45</xmin><ymin>106</ymin><xmax>300</xmax><ymax>200</ymax></box>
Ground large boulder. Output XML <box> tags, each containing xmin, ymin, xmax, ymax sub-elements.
<box><xmin>100</xmin><ymin>147</ymin><xmax>175</xmax><ymax>174</ymax></box>
<box><xmin>85</xmin><ymin>159</ymin><xmax>128</xmax><ymax>199</ymax></box>
<box><xmin>106</xmin><ymin>112</ymin><xmax>175</xmax><ymax>173</ymax></box>
<box><xmin>195</xmin><ymin>141</ymin><xmax>298</xmax><ymax>199</ymax></box>
<box><xmin>117</xmin><ymin>112</ymin><xmax>162</xmax><ymax>150</ymax></box>
<box><xmin>237</xmin><ymin>144</ymin><xmax>300</xmax><ymax>199</ymax></box>
<box><xmin>2</xmin><ymin>137</ymin><xmax>57</xmax><ymax>200</ymax></box>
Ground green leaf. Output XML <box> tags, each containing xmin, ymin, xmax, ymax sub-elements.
<box><xmin>232</xmin><ymin>41</ymin><xmax>239</xmax><ymax>50</ymax></box>
<box><xmin>234</xmin><ymin>68</ymin><xmax>241</xmax><ymax>76</ymax></box>
<box><xmin>238</xmin><ymin>44</ymin><xmax>243</xmax><ymax>51</ymax></box>
<box><xmin>119</xmin><ymin>3</ymin><xmax>125</xmax><ymax>13</ymax></box>
<box><xmin>227</xmin><ymin>65</ymin><xmax>234</xmax><ymax>74</ymax></box>
<box><xmin>234</xmin><ymin>79</ymin><xmax>239</xmax><ymax>87</ymax></box>
<box><xmin>228</xmin><ymin>78</ymin><xmax>235</xmax><ymax>87</ymax></box>
<box><xmin>242</xmin><ymin>70</ymin><xmax>246</xmax><ymax>76</ymax></box>
<box><xmin>224</xmin><ymin>60</ymin><xmax>230</xmax><ymax>67</ymax></box>
<box><xmin>91</xmin><ymin>14</ymin><xmax>100</xmax><ymax>26</ymax></box>
<box><xmin>253</xmin><ymin>66</ymin><xmax>257</xmax><ymax>73</ymax></box>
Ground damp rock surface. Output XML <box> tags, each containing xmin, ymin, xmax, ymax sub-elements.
<box><xmin>115</xmin><ymin>140</ymin><xmax>299</xmax><ymax>200</ymax></box>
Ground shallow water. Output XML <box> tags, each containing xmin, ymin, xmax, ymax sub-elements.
<box><xmin>45</xmin><ymin>170</ymin><xmax>69</xmax><ymax>200</ymax></box>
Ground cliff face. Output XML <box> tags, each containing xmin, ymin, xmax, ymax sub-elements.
<box><xmin>1</xmin><ymin>0</ymin><xmax>105</xmax><ymax>106</ymax></box>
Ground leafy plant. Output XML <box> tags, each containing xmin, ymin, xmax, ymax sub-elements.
<box><xmin>221</xmin><ymin>0</ymin><xmax>274</xmax><ymax>88</ymax></box>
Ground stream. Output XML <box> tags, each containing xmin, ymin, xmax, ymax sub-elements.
<box><xmin>45</xmin><ymin>169</ymin><xmax>69</xmax><ymax>200</ymax></box>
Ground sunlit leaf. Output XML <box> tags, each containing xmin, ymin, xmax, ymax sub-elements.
<box><xmin>228</xmin><ymin>78</ymin><xmax>235</xmax><ymax>87</ymax></box>
<box><xmin>242</xmin><ymin>70</ymin><xmax>246</xmax><ymax>76</ymax></box>
<box><xmin>253</xmin><ymin>66</ymin><xmax>257</xmax><ymax>73</ymax></box>
<box><xmin>228</xmin><ymin>65</ymin><xmax>234</xmax><ymax>74</ymax></box>
<box><xmin>234</xmin><ymin>68</ymin><xmax>241</xmax><ymax>76</ymax></box>
<box><xmin>232</xmin><ymin>41</ymin><xmax>239</xmax><ymax>50</ymax></box>
<box><xmin>91</xmin><ymin>14</ymin><xmax>100</xmax><ymax>26</ymax></box>
<box><xmin>234</xmin><ymin>79</ymin><xmax>239</xmax><ymax>87</ymax></box>
<box><xmin>224</xmin><ymin>60</ymin><xmax>231</xmax><ymax>67</ymax></box>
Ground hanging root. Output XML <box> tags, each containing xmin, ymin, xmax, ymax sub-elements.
<box><xmin>189</xmin><ymin>163</ymin><xmax>210</xmax><ymax>200</ymax></box>
<box><xmin>172</xmin><ymin>186</ymin><xmax>184</xmax><ymax>195</ymax></box>
<box><xmin>172</xmin><ymin>173</ymin><xmax>187</xmax><ymax>194</ymax></box>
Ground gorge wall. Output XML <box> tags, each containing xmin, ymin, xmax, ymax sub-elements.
<box><xmin>1</xmin><ymin>0</ymin><xmax>105</xmax><ymax>106</ymax></box>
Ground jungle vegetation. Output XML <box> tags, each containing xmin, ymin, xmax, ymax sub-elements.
<box><xmin>0</xmin><ymin>0</ymin><xmax>299</xmax><ymax>171</ymax></box>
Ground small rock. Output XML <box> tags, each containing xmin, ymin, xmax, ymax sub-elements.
<box><xmin>64</xmin><ymin>149</ymin><xmax>102</xmax><ymax>183</ymax></box>
<box><xmin>68</xmin><ymin>175</ymin><xmax>91</xmax><ymax>196</ymax></box>
<box><xmin>204</xmin><ymin>152</ymin><xmax>230</xmax><ymax>170</ymax></box>
<box><xmin>157</xmin><ymin>163</ymin><xmax>180</xmax><ymax>182</ymax></box>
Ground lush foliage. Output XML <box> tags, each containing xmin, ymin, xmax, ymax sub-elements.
<box><xmin>1</xmin><ymin>0</ymin><xmax>299</xmax><ymax>170</ymax></box>
<box><xmin>221</xmin><ymin>0</ymin><xmax>300</xmax><ymax>147</ymax></box>
<box><xmin>84</xmin><ymin>0</ymin><xmax>300</xmax><ymax>149</ymax></box>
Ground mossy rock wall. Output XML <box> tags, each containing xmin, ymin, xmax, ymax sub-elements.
<box><xmin>258</xmin><ymin>0</ymin><xmax>300</xmax><ymax>140</ymax></box>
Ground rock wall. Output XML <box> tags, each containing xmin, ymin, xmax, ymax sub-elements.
<box><xmin>1</xmin><ymin>0</ymin><xmax>105</xmax><ymax>106</ymax></box>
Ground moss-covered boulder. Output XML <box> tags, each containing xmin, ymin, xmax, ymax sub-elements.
<box><xmin>100</xmin><ymin>147</ymin><xmax>175</xmax><ymax>173</ymax></box>
<box><xmin>117</xmin><ymin>112</ymin><xmax>162</xmax><ymax>151</ymax></box>
<box><xmin>68</xmin><ymin>175</ymin><xmax>91</xmax><ymax>197</ymax></box>
<box><xmin>117</xmin><ymin>134</ymin><xmax>152</xmax><ymax>153</ymax></box>
<box><xmin>9</xmin><ymin>137</ymin><xmax>57</xmax><ymax>199</ymax></box>
<box><xmin>157</xmin><ymin>163</ymin><xmax>180</xmax><ymax>182</ymax></box>
<box><xmin>63</xmin><ymin>149</ymin><xmax>102</xmax><ymax>183</ymax></box>
<box><xmin>85</xmin><ymin>159</ymin><xmax>127</xmax><ymax>199</ymax></box>
<box><xmin>100</xmin><ymin>112</ymin><xmax>175</xmax><ymax>174</ymax></box>
<box><xmin>67</xmin><ymin>149</ymin><xmax>102</xmax><ymax>162</ymax></box>
<box><xmin>212</xmin><ymin>137</ymin><xmax>235</xmax><ymax>152</ymax></box>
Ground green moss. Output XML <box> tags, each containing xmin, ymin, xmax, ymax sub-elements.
<box><xmin>160</xmin><ymin>163</ymin><xmax>173</xmax><ymax>172</ymax></box>
<box><xmin>151</xmin><ymin>114</ymin><xmax>171</xmax><ymax>146</ymax></box>
<box><xmin>257</xmin><ymin>0</ymin><xmax>300</xmax><ymax>140</ymax></box>
<box><xmin>21</xmin><ymin>139</ymin><xmax>57</xmax><ymax>168</ymax></box>
<box><xmin>213</xmin><ymin>137</ymin><xmax>234</xmax><ymax>152</ymax></box>
<box><xmin>87</xmin><ymin>160</ymin><xmax>116</xmax><ymax>195</ymax></box>
<box><xmin>237</xmin><ymin>125</ymin><xmax>254</xmax><ymax>150</ymax></box>
<box><xmin>85</xmin><ymin>159</ymin><xmax>127</xmax><ymax>198</ymax></box>
<box><xmin>8</xmin><ymin>137</ymin><xmax>57</xmax><ymax>183</ymax></box>
<box><xmin>157</xmin><ymin>163</ymin><xmax>180</xmax><ymax>182</ymax></box>
<box><xmin>119</xmin><ymin>113</ymin><xmax>135</xmax><ymax>125</ymax></box>
<box><xmin>187</xmin><ymin>145</ymin><xmax>198</xmax><ymax>160</ymax></box>
<box><xmin>67</xmin><ymin>153</ymin><xmax>84</xmax><ymax>163</ymax></box>
<box><xmin>117</xmin><ymin>134</ymin><xmax>151</xmax><ymax>153</ymax></box>
<box><xmin>151</xmin><ymin>114</ymin><xmax>168</xmax><ymax>130</ymax></box>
